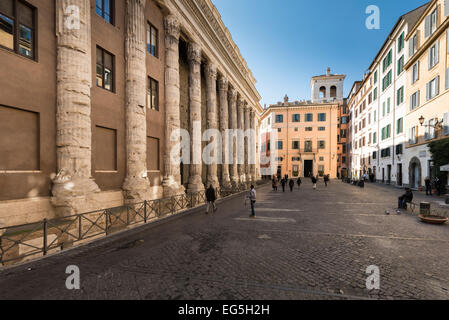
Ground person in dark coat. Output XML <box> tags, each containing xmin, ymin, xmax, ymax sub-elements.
<box><xmin>296</xmin><ymin>177</ymin><xmax>302</xmax><ymax>189</ymax></box>
<box><xmin>289</xmin><ymin>179</ymin><xmax>295</xmax><ymax>192</ymax></box>
<box><xmin>425</xmin><ymin>177</ymin><xmax>432</xmax><ymax>196</ymax></box>
<box><xmin>398</xmin><ymin>188</ymin><xmax>413</xmax><ymax>209</ymax></box>
<box><xmin>324</xmin><ymin>174</ymin><xmax>329</xmax><ymax>187</ymax></box>
<box><xmin>434</xmin><ymin>177</ymin><xmax>442</xmax><ymax>196</ymax></box>
<box><xmin>311</xmin><ymin>176</ymin><xmax>317</xmax><ymax>190</ymax></box>
<box><xmin>205</xmin><ymin>185</ymin><xmax>217</xmax><ymax>214</ymax></box>
<box><xmin>281</xmin><ymin>179</ymin><xmax>287</xmax><ymax>192</ymax></box>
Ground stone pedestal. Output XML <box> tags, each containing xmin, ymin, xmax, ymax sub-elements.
<box><xmin>187</xmin><ymin>42</ymin><xmax>205</xmax><ymax>193</ymax></box>
<box><xmin>205</xmin><ymin>62</ymin><xmax>220</xmax><ymax>191</ymax></box>
<box><xmin>162</xmin><ymin>15</ymin><xmax>185</xmax><ymax>197</ymax></box>
<box><xmin>122</xmin><ymin>0</ymin><xmax>151</xmax><ymax>203</ymax></box>
<box><xmin>218</xmin><ymin>76</ymin><xmax>232</xmax><ymax>190</ymax></box>
<box><xmin>52</xmin><ymin>0</ymin><xmax>100</xmax><ymax>216</ymax></box>
<box><xmin>228</xmin><ymin>87</ymin><xmax>239</xmax><ymax>190</ymax></box>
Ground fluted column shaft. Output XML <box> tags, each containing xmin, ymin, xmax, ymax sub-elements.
<box><xmin>237</xmin><ymin>96</ymin><xmax>246</xmax><ymax>188</ymax></box>
<box><xmin>187</xmin><ymin>42</ymin><xmax>204</xmax><ymax>193</ymax></box>
<box><xmin>52</xmin><ymin>0</ymin><xmax>100</xmax><ymax>215</ymax></box>
<box><xmin>228</xmin><ymin>87</ymin><xmax>239</xmax><ymax>189</ymax></box>
<box><xmin>218</xmin><ymin>76</ymin><xmax>232</xmax><ymax>189</ymax></box>
<box><xmin>250</xmin><ymin>110</ymin><xmax>257</xmax><ymax>183</ymax></box>
<box><xmin>205</xmin><ymin>62</ymin><xmax>220</xmax><ymax>190</ymax></box>
<box><xmin>162</xmin><ymin>15</ymin><xmax>184</xmax><ymax>197</ymax></box>
<box><xmin>122</xmin><ymin>0</ymin><xmax>151</xmax><ymax>203</ymax></box>
<box><xmin>244</xmin><ymin>104</ymin><xmax>251</xmax><ymax>186</ymax></box>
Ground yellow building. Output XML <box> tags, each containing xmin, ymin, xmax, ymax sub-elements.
<box><xmin>259</xmin><ymin>69</ymin><xmax>344</xmax><ymax>178</ymax></box>
<box><xmin>404</xmin><ymin>0</ymin><xmax>449</xmax><ymax>188</ymax></box>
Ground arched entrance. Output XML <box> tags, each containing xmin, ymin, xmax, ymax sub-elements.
<box><xmin>409</xmin><ymin>157</ymin><xmax>422</xmax><ymax>189</ymax></box>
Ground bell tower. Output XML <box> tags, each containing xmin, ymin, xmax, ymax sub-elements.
<box><xmin>311</xmin><ymin>67</ymin><xmax>346</xmax><ymax>103</ymax></box>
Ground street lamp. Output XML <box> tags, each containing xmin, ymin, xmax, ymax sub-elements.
<box><xmin>419</xmin><ymin>115</ymin><xmax>443</xmax><ymax>129</ymax></box>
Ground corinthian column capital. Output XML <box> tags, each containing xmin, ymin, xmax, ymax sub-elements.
<box><xmin>187</xmin><ymin>42</ymin><xmax>202</xmax><ymax>64</ymax></box>
<box><xmin>164</xmin><ymin>14</ymin><xmax>180</xmax><ymax>39</ymax></box>
<box><xmin>228</xmin><ymin>87</ymin><xmax>237</xmax><ymax>103</ymax></box>
<box><xmin>205</xmin><ymin>61</ymin><xmax>218</xmax><ymax>81</ymax></box>
<box><xmin>218</xmin><ymin>75</ymin><xmax>229</xmax><ymax>91</ymax></box>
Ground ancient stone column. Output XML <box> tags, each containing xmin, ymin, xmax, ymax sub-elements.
<box><xmin>250</xmin><ymin>110</ymin><xmax>257</xmax><ymax>184</ymax></box>
<box><xmin>228</xmin><ymin>87</ymin><xmax>239</xmax><ymax>189</ymax></box>
<box><xmin>187</xmin><ymin>42</ymin><xmax>205</xmax><ymax>193</ymax></box>
<box><xmin>244</xmin><ymin>103</ymin><xmax>251</xmax><ymax>187</ymax></box>
<box><xmin>237</xmin><ymin>95</ymin><xmax>246</xmax><ymax>189</ymax></box>
<box><xmin>162</xmin><ymin>15</ymin><xmax>184</xmax><ymax>197</ymax></box>
<box><xmin>218</xmin><ymin>75</ymin><xmax>232</xmax><ymax>190</ymax></box>
<box><xmin>52</xmin><ymin>0</ymin><xmax>100</xmax><ymax>216</ymax></box>
<box><xmin>205</xmin><ymin>61</ymin><xmax>220</xmax><ymax>191</ymax></box>
<box><xmin>122</xmin><ymin>0</ymin><xmax>151</xmax><ymax>203</ymax></box>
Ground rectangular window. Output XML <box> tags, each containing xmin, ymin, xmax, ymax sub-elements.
<box><xmin>373</xmin><ymin>87</ymin><xmax>378</xmax><ymax>100</ymax></box>
<box><xmin>292</xmin><ymin>141</ymin><xmax>299</xmax><ymax>150</ymax></box>
<box><xmin>396</xmin><ymin>144</ymin><xmax>403</xmax><ymax>155</ymax></box>
<box><xmin>318</xmin><ymin>127</ymin><xmax>325</xmax><ymax>131</ymax></box>
<box><xmin>410</xmin><ymin>33</ymin><xmax>418</xmax><ymax>57</ymax></box>
<box><xmin>373</xmin><ymin>132</ymin><xmax>377</xmax><ymax>144</ymax></box>
<box><xmin>277</xmin><ymin>141</ymin><xmax>283</xmax><ymax>150</ymax></box>
<box><xmin>304</xmin><ymin>141</ymin><xmax>313</xmax><ymax>152</ymax></box>
<box><xmin>382</xmin><ymin>71</ymin><xmax>392</xmax><ymax>91</ymax></box>
<box><xmin>410</xmin><ymin>91</ymin><xmax>420</xmax><ymax>110</ymax></box>
<box><xmin>398</xmin><ymin>32</ymin><xmax>404</xmax><ymax>52</ymax></box>
<box><xmin>147</xmin><ymin>77</ymin><xmax>159</xmax><ymax>111</ymax></box>
<box><xmin>147</xmin><ymin>22</ymin><xmax>158</xmax><ymax>57</ymax></box>
<box><xmin>397</xmin><ymin>86</ymin><xmax>404</xmax><ymax>106</ymax></box>
<box><xmin>428</xmin><ymin>41</ymin><xmax>439</xmax><ymax>69</ymax></box>
<box><xmin>96</xmin><ymin>46</ymin><xmax>114</xmax><ymax>92</ymax></box>
<box><xmin>96</xmin><ymin>0</ymin><xmax>113</xmax><ymax>24</ymax></box>
<box><xmin>318</xmin><ymin>113</ymin><xmax>326</xmax><ymax>122</ymax></box>
<box><xmin>0</xmin><ymin>0</ymin><xmax>35</xmax><ymax>59</ymax></box>
<box><xmin>374</xmin><ymin>70</ymin><xmax>378</xmax><ymax>83</ymax></box>
<box><xmin>305</xmin><ymin>127</ymin><xmax>313</xmax><ymax>132</ymax></box>
<box><xmin>305</xmin><ymin>113</ymin><xmax>313</xmax><ymax>122</ymax></box>
<box><xmin>382</xmin><ymin>49</ymin><xmax>392</xmax><ymax>72</ymax></box>
<box><xmin>374</xmin><ymin>110</ymin><xmax>377</xmax><ymax>122</ymax></box>
<box><xmin>426</xmin><ymin>76</ymin><xmax>440</xmax><ymax>100</ymax></box>
<box><xmin>397</xmin><ymin>117</ymin><xmax>403</xmax><ymax>134</ymax></box>
<box><xmin>412</xmin><ymin>62</ymin><xmax>419</xmax><ymax>84</ymax></box>
<box><xmin>318</xmin><ymin>141</ymin><xmax>325</xmax><ymax>149</ymax></box>
<box><xmin>276</xmin><ymin>115</ymin><xmax>283</xmax><ymax>123</ymax></box>
<box><xmin>382</xmin><ymin>102</ymin><xmax>386</xmax><ymax>117</ymax></box>
<box><xmin>397</xmin><ymin>55</ymin><xmax>404</xmax><ymax>75</ymax></box>
<box><xmin>387</xmin><ymin>98</ymin><xmax>391</xmax><ymax>114</ymax></box>
<box><xmin>292</xmin><ymin>114</ymin><xmax>300</xmax><ymax>122</ymax></box>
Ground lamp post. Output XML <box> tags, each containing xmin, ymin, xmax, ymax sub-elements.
<box><xmin>419</xmin><ymin>116</ymin><xmax>443</xmax><ymax>129</ymax></box>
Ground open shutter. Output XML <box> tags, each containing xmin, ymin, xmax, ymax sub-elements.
<box><xmin>446</xmin><ymin>68</ymin><xmax>449</xmax><ymax>90</ymax></box>
<box><xmin>435</xmin><ymin>40</ymin><xmax>440</xmax><ymax>65</ymax></box>
<box><xmin>409</xmin><ymin>37</ymin><xmax>414</xmax><ymax>57</ymax></box>
<box><xmin>436</xmin><ymin>76</ymin><xmax>440</xmax><ymax>95</ymax></box>
<box><xmin>426</xmin><ymin>81</ymin><xmax>430</xmax><ymax>100</ymax></box>
<box><xmin>442</xmin><ymin>113</ymin><xmax>448</xmax><ymax>135</ymax></box>
<box><xmin>425</xmin><ymin>15</ymin><xmax>431</xmax><ymax>38</ymax></box>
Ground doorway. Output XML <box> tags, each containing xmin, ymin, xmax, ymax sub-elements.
<box><xmin>387</xmin><ymin>165</ymin><xmax>392</xmax><ymax>184</ymax></box>
<box><xmin>397</xmin><ymin>164</ymin><xmax>403</xmax><ymax>186</ymax></box>
<box><xmin>304</xmin><ymin>160</ymin><xmax>313</xmax><ymax>177</ymax></box>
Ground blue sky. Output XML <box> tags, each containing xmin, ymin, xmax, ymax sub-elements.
<box><xmin>212</xmin><ymin>0</ymin><xmax>429</xmax><ymax>107</ymax></box>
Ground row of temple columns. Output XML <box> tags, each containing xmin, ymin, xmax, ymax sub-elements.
<box><xmin>163</xmin><ymin>14</ymin><xmax>258</xmax><ymax>197</ymax></box>
<box><xmin>52</xmin><ymin>0</ymin><xmax>257</xmax><ymax>215</ymax></box>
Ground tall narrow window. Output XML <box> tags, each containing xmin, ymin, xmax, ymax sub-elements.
<box><xmin>0</xmin><ymin>0</ymin><xmax>35</xmax><ymax>59</ymax></box>
<box><xmin>147</xmin><ymin>77</ymin><xmax>159</xmax><ymax>111</ymax></box>
<box><xmin>96</xmin><ymin>0</ymin><xmax>113</xmax><ymax>24</ymax></box>
<box><xmin>96</xmin><ymin>47</ymin><xmax>114</xmax><ymax>92</ymax></box>
<box><xmin>147</xmin><ymin>23</ymin><xmax>158</xmax><ymax>57</ymax></box>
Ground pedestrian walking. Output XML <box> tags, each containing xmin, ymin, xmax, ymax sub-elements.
<box><xmin>205</xmin><ymin>184</ymin><xmax>217</xmax><ymax>214</ymax></box>
<box><xmin>324</xmin><ymin>174</ymin><xmax>329</xmax><ymax>187</ymax></box>
<box><xmin>247</xmin><ymin>185</ymin><xmax>257</xmax><ymax>217</ymax></box>
<box><xmin>296</xmin><ymin>177</ymin><xmax>302</xmax><ymax>189</ymax></box>
<box><xmin>273</xmin><ymin>176</ymin><xmax>278</xmax><ymax>191</ymax></box>
<box><xmin>311</xmin><ymin>176</ymin><xmax>317</xmax><ymax>190</ymax></box>
<box><xmin>425</xmin><ymin>176</ymin><xmax>432</xmax><ymax>196</ymax></box>
<box><xmin>434</xmin><ymin>177</ymin><xmax>442</xmax><ymax>196</ymax></box>
<box><xmin>289</xmin><ymin>179</ymin><xmax>294</xmax><ymax>192</ymax></box>
<box><xmin>281</xmin><ymin>178</ymin><xmax>286</xmax><ymax>192</ymax></box>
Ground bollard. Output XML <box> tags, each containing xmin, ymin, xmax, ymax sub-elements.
<box><xmin>420</xmin><ymin>202</ymin><xmax>431</xmax><ymax>216</ymax></box>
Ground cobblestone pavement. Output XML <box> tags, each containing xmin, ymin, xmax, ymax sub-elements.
<box><xmin>0</xmin><ymin>180</ymin><xmax>448</xmax><ymax>300</ymax></box>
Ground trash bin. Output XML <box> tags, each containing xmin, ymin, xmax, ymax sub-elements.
<box><xmin>420</xmin><ymin>202</ymin><xmax>431</xmax><ymax>216</ymax></box>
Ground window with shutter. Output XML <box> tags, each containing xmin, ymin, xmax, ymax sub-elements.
<box><xmin>446</xmin><ymin>68</ymin><xmax>449</xmax><ymax>90</ymax></box>
<box><xmin>443</xmin><ymin>113</ymin><xmax>449</xmax><ymax>135</ymax></box>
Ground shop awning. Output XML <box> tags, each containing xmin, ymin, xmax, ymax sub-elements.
<box><xmin>440</xmin><ymin>164</ymin><xmax>449</xmax><ymax>172</ymax></box>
